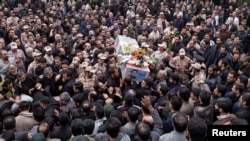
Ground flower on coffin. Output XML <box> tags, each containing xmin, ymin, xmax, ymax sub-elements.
<box><xmin>143</xmin><ymin>62</ymin><xmax>149</xmax><ymax>67</ymax></box>
<box><xmin>147</xmin><ymin>59</ymin><xmax>157</xmax><ymax>66</ymax></box>
<box><xmin>118</xmin><ymin>49</ymin><xmax>154</xmax><ymax>67</ymax></box>
<box><xmin>141</xmin><ymin>48</ymin><xmax>147</xmax><ymax>55</ymax></box>
<box><xmin>123</xmin><ymin>44</ymin><xmax>132</xmax><ymax>55</ymax></box>
<box><xmin>127</xmin><ymin>60</ymin><xmax>137</xmax><ymax>64</ymax></box>
<box><xmin>131</xmin><ymin>48</ymin><xmax>141</xmax><ymax>60</ymax></box>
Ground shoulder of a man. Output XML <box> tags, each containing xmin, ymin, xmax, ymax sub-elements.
<box><xmin>115</xmin><ymin>132</ymin><xmax>131</xmax><ymax>141</ymax></box>
<box><xmin>95</xmin><ymin>133</ymin><xmax>109</xmax><ymax>141</ymax></box>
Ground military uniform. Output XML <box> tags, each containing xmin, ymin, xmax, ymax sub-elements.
<box><xmin>93</xmin><ymin>63</ymin><xmax>106</xmax><ymax>74</ymax></box>
<box><xmin>169</xmin><ymin>55</ymin><xmax>192</xmax><ymax>81</ymax></box>
<box><xmin>27</xmin><ymin>61</ymin><xmax>40</xmax><ymax>74</ymax></box>
<box><xmin>191</xmin><ymin>71</ymin><xmax>206</xmax><ymax>89</ymax></box>
<box><xmin>151</xmin><ymin>51</ymin><xmax>168</xmax><ymax>66</ymax></box>
<box><xmin>77</xmin><ymin>66</ymin><xmax>96</xmax><ymax>90</ymax></box>
<box><xmin>78</xmin><ymin>77</ymin><xmax>96</xmax><ymax>90</ymax></box>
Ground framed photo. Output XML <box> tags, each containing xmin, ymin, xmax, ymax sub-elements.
<box><xmin>122</xmin><ymin>64</ymin><xmax>150</xmax><ymax>82</ymax></box>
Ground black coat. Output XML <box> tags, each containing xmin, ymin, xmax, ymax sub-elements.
<box><xmin>38</xmin><ymin>73</ymin><xmax>58</xmax><ymax>96</ymax></box>
<box><xmin>201</xmin><ymin>46</ymin><xmax>215</xmax><ymax>68</ymax></box>
<box><xmin>173</xmin><ymin>18</ymin><xmax>184</xmax><ymax>32</ymax></box>
<box><xmin>171</xmin><ymin>43</ymin><xmax>185</xmax><ymax>56</ymax></box>
<box><xmin>236</xmin><ymin>107</ymin><xmax>250</xmax><ymax>124</ymax></box>
<box><xmin>14</xmin><ymin>74</ymin><xmax>36</xmax><ymax>95</ymax></box>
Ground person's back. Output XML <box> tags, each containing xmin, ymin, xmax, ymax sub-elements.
<box><xmin>83</xmin><ymin>119</ymin><xmax>95</xmax><ymax>141</ymax></box>
<box><xmin>163</xmin><ymin>96</ymin><xmax>182</xmax><ymax>133</ymax></box>
<box><xmin>2</xmin><ymin>130</ymin><xmax>15</xmax><ymax>141</ymax></box>
<box><xmin>187</xmin><ymin>116</ymin><xmax>207</xmax><ymax>141</ymax></box>
<box><xmin>196</xmin><ymin>90</ymin><xmax>214</xmax><ymax>125</ymax></box>
<box><xmin>235</xmin><ymin>93</ymin><xmax>250</xmax><ymax>124</ymax></box>
<box><xmin>2</xmin><ymin>116</ymin><xmax>29</xmax><ymax>141</ymax></box>
<box><xmin>133</xmin><ymin>122</ymin><xmax>151</xmax><ymax>141</ymax></box>
<box><xmin>95</xmin><ymin>117</ymin><xmax>131</xmax><ymax>141</ymax></box>
<box><xmin>50</xmin><ymin>112</ymin><xmax>72</xmax><ymax>141</ymax></box>
<box><xmin>179</xmin><ymin>87</ymin><xmax>194</xmax><ymax>117</ymax></box>
<box><xmin>15</xmin><ymin>101</ymin><xmax>39</xmax><ymax>132</ymax></box>
<box><xmin>120</xmin><ymin>106</ymin><xmax>139</xmax><ymax>139</ymax></box>
<box><xmin>160</xmin><ymin>112</ymin><xmax>188</xmax><ymax>141</ymax></box>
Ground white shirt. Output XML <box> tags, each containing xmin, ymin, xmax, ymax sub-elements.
<box><xmin>226</xmin><ymin>16</ymin><xmax>239</xmax><ymax>27</ymax></box>
<box><xmin>93</xmin><ymin>118</ymin><xmax>105</xmax><ymax>135</ymax></box>
<box><xmin>148</xmin><ymin>31</ymin><xmax>160</xmax><ymax>40</ymax></box>
<box><xmin>44</xmin><ymin>54</ymin><xmax>54</xmax><ymax>65</ymax></box>
<box><xmin>126</xmin><ymin>9</ymin><xmax>135</xmax><ymax>18</ymax></box>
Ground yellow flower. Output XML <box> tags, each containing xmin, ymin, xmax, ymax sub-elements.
<box><xmin>132</xmin><ymin>48</ymin><xmax>140</xmax><ymax>58</ymax></box>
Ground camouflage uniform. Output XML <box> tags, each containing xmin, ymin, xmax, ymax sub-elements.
<box><xmin>169</xmin><ymin>56</ymin><xmax>192</xmax><ymax>81</ymax></box>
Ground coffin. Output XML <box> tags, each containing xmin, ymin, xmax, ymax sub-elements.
<box><xmin>114</xmin><ymin>35</ymin><xmax>139</xmax><ymax>55</ymax></box>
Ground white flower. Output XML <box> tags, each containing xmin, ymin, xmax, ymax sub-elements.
<box><xmin>143</xmin><ymin>62</ymin><xmax>149</xmax><ymax>67</ymax></box>
<box><xmin>144</xmin><ymin>56</ymin><xmax>150</xmax><ymax>60</ymax></box>
<box><xmin>128</xmin><ymin>60</ymin><xmax>136</xmax><ymax>64</ymax></box>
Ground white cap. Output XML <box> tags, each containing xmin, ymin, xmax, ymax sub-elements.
<box><xmin>23</xmin><ymin>25</ymin><xmax>29</xmax><ymax>29</ymax></box>
<box><xmin>98</xmin><ymin>53</ymin><xmax>107</xmax><ymax>60</ymax></box>
<box><xmin>157</xmin><ymin>43</ymin><xmax>167</xmax><ymax>48</ymax></box>
<box><xmin>141</xmin><ymin>42</ymin><xmax>149</xmax><ymax>48</ymax></box>
<box><xmin>10</xmin><ymin>42</ymin><xmax>18</xmax><ymax>49</ymax></box>
<box><xmin>85</xmin><ymin>66</ymin><xmax>96</xmax><ymax>73</ymax></box>
<box><xmin>77</xmin><ymin>33</ymin><xmax>83</xmax><ymax>38</ymax></box>
<box><xmin>72</xmin><ymin>57</ymin><xmax>80</xmax><ymax>64</ymax></box>
<box><xmin>80</xmin><ymin>62</ymin><xmax>89</xmax><ymax>68</ymax></box>
<box><xmin>32</xmin><ymin>51</ymin><xmax>42</xmax><ymax>57</ymax></box>
<box><xmin>191</xmin><ymin>63</ymin><xmax>201</xmax><ymax>70</ymax></box>
<box><xmin>179</xmin><ymin>48</ymin><xmax>186</xmax><ymax>56</ymax></box>
<box><xmin>44</xmin><ymin>46</ymin><xmax>52</xmax><ymax>52</ymax></box>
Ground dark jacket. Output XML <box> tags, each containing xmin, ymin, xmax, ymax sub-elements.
<box><xmin>236</xmin><ymin>107</ymin><xmax>250</xmax><ymax>124</ymax></box>
<box><xmin>173</xmin><ymin>18</ymin><xmax>184</xmax><ymax>32</ymax></box>
<box><xmin>14</xmin><ymin>74</ymin><xmax>36</xmax><ymax>95</ymax></box>
<box><xmin>62</xmin><ymin>78</ymin><xmax>75</xmax><ymax>96</ymax></box>
<box><xmin>171</xmin><ymin>43</ymin><xmax>185</xmax><ymax>56</ymax></box>
<box><xmin>201</xmin><ymin>46</ymin><xmax>215</xmax><ymax>68</ymax></box>
<box><xmin>38</xmin><ymin>73</ymin><xmax>58</xmax><ymax>96</ymax></box>
<box><xmin>50</xmin><ymin>126</ymin><xmax>72</xmax><ymax>141</ymax></box>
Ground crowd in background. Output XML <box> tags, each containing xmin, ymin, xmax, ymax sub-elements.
<box><xmin>0</xmin><ymin>0</ymin><xmax>249</xmax><ymax>141</ymax></box>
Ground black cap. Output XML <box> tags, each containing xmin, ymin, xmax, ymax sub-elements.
<box><xmin>194</xmin><ymin>54</ymin><xmax>205</xmax><ymax>62</ymax></box>
<box><xmin>195</xmin><ymin>49</ymin><xmax>204</xmax><ymax>55</ymax></box>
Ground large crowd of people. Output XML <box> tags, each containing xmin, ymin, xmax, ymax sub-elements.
<box><xmin>0</xmin><ymin>0</ymin><xmax>249</xmax><ymax>141</ymax></box>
